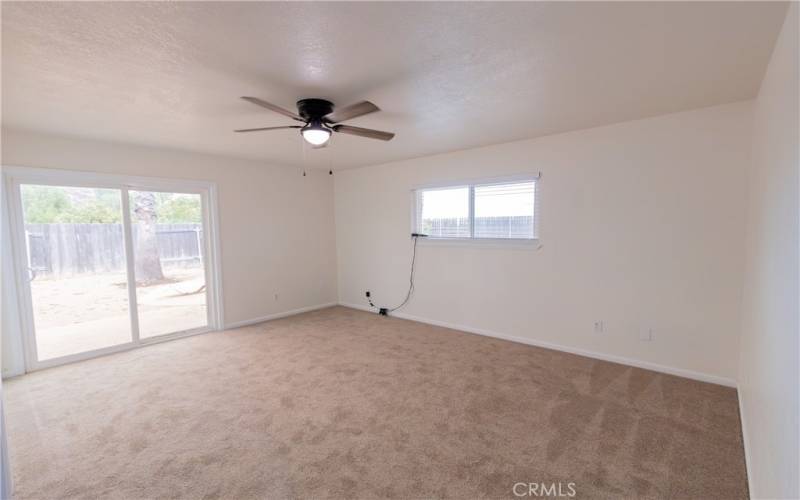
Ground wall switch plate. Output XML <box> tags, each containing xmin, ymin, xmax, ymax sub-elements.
<box><xmin>594</xmin><ymin>321</ymin><xmax>604</xmax><ymax>333</ymax></box>
<box><xmin>639</xmin><ymin>328</ymin><xmax>654</xmax><ymax>341</ymax></box>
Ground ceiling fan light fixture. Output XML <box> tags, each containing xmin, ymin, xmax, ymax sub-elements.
<box><xmin>301</xmin><ymin>121</ymin><xmax>331</xmax><ymax>146</ymax></box>
<box><xmin>236</xmin><ymin>97</ymin><xmax>394</xmax><ymax>144</ymax></box>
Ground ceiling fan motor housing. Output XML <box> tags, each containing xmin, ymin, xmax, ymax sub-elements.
<box><xmin>297</xmin><ymin>98</ymin><xmax>334</xmax><ymax>122</ymax></box>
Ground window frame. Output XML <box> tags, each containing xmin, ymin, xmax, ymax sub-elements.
<box><xmin>410</xmin><ymin>173</ymin><xmax>541</xmax><ymax>247</ymax></box>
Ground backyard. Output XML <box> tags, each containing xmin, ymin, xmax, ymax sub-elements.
<box><xmin>20</xmin><ymin>184</ymin><xmax>209</xmax><ymax>361</ymax></box>
<box><xmin>32</xmin><ymin>267</ymin><xmax>207</xmax><ymax>360</ymax></box>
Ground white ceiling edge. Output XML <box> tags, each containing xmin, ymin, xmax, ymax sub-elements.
<box><xmin>333</xmin><ymin>99</ymin><xmax>758</xmax><ymax>174</ymax></box>
<box><xmin>0</xmin><ymin>126</ymin><xmax>321</xmax><ymax>174</ymax></box>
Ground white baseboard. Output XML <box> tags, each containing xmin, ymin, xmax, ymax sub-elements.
<box><xmin>737</xmin><ymin>387</ymin><xmax>753</xmax><ymax>499</ymax></box>
<box><xmin>339</xmin><ymin>302</ymin><xmax>737</xmax><ymax>388</ymax></box>
<box><xmin>225</xmin><ymin>302</ymin><xmax>338</xmax><ymax>330</ymax></box>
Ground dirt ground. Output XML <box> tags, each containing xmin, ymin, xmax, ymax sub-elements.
<box><xmin>30</xmin><ymin>267</ymin><xmax>207</xmax><ymax>360</ymax></box>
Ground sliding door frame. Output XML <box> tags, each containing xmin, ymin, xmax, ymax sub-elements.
<box><xmin>3</xmin><ymin>166</ymin><xmax>224</xmax><ymax>372</ymax></box>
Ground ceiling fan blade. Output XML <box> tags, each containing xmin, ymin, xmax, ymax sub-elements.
<box><xmin>234</xmin><ymin>125</ymin><xmax>301</xmax><ymax>133</ymax></box>
<box><xmin>240</xmin><ymin>97</ymin><xmax>304</xmax><ymax>122</ymax></box>
<box><xmin>325</xmin><ymin>101</ymin><xmax>379</xmax><ymax>123</ymax></box>
<box><xmin>333</xmin><ymin>124</ymin><xmax>395</xmax><ymax>141</ymax></box>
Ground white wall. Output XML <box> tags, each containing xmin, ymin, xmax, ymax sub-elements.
<box><xmin>336</xmin><ymin>101</ymin><xmax>753</xmax><ymax>384</ymax></box>
<box><xmin>739</xmin><ymin>4</ymin><xmax>799</xmax><ymax>499</ymax></box>
<box><xmin>1</xmin><ymin>129</ymin><xmax>338</xmax><ymax>376</ymax></box>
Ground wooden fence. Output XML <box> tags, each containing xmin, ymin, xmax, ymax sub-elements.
<box><xmin>25</xmin><ymin>223</ymin><xmax>203</xmax><ymax>277</ymax></box>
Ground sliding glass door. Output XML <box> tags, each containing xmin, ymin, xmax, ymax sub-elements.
<box><xmin>19</xmin><ymin>185</ymin><xmax>133</xmax><ymax>360</ymax></box>
<box><xmin>6</xmin><ymin>169</ymin><xmax>220</xmax><ymax>370</ymax></box>
<box><xmin>129</xmin><ymin>190</ymin><xmax>208</xmax><ymax>338</ymax></box>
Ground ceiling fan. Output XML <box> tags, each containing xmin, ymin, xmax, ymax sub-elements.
<box><xmin>235</xmin><ymin>97</ymin><xmax>395</xmax><ymax>147</ymax></box>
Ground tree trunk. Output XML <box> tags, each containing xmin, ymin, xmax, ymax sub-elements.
<box><xmin>133</xmin><ymin>191</ymin><xmax>164</xmax><ymax>283</ymax></box>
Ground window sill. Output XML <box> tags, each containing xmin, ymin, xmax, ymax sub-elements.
<box><xmin>417</xmin><ymin>237</ymin><xmax>541</xmax><ymax>250</ymax></box>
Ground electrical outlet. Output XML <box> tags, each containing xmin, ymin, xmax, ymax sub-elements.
<box><xmin>639</xmin><ymin>327</ymin><xmax>654</xmax><ymax>341</ymax></box>
<box><xmin>365</xmin><ymin>291</ymin><xmax>371</xmax><ymax>298</ymax></box>
<box><xmin>593</xmin><ymin>321</ymin><xmax>604</xmax><ymax>333</ymax></box>
<box><xmin>274</xmin><ymin>293</ymin><xmax>279</xmax><ymax>301</ymax></box>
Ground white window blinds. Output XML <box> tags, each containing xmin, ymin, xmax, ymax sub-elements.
<box><xmin>413</xmin><ymin>178</ymin><xmax>537</xmax><ymax>240</ymax></box>
<box><xmin>474</xmin><ymin>181</ymin><xmax>536</xmax><ymax>239</ymax></box>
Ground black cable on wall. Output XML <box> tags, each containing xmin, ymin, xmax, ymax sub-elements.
<box><xmin>366</xmin><ymin>233</ymin><xmax>426</xmax><ymax>316</ymax></box>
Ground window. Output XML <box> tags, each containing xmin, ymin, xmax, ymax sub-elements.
<box><xmin>413</xmin><ymin>177</ymin><xmax>538</xmax><ymax>241</ymax></box>
<box><xmin>415</xmin><ymin>186</ymin><xmax>470</xmax><ymax>238</ymax></box>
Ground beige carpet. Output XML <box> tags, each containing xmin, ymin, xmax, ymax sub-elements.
<box><xmin>4</xmin><ymin>306</ymin><xmax>747</xmax><ymax>499</ymax></box>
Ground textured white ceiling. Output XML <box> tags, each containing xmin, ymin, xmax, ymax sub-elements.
<box><xmin>1</xmin><ymin>2</ymin><xmax>788</xmax><ymax>169</ymax></box>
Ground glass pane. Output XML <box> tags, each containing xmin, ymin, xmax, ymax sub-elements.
<box><xmin>416</xmin><ymin>186</ymin><xmax>470</xmax><ymax>238</ymax></box>
<box><xmin>474</xmin><ymin>181</ymin><xmax>535</xmax><ymax>239</ymax></box>
<box><xmin>20</xmin><ymin>184</ymin><xmax>132</xmax><ymax>360</ymax></box>
<box><xmin>129</xmin><ymin>191</ymin><xmax>207</xmax><ymax>338</ymax></box>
